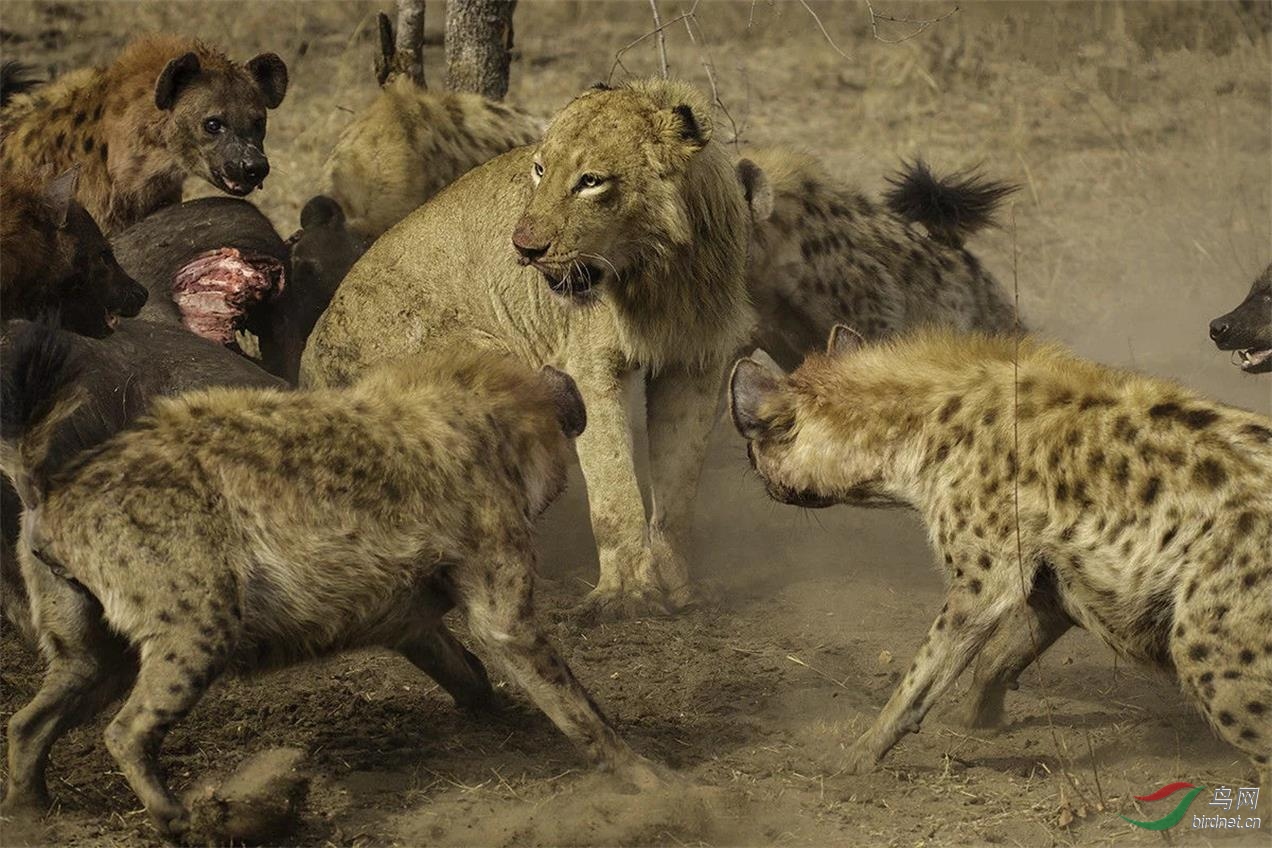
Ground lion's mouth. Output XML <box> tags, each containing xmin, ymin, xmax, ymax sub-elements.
<box><xmin>535</xmin><ymin>260</ymin><xmax>604</xmax><ymax>302</ymax></box>
<box><xmin>1235</xmin><ymin>347</ymin><xmax>1272</xmax><ymax>373</ymax></box>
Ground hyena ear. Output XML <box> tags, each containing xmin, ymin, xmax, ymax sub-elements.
<box><xmin>540</xmin><ymin>366</ymin><xmax>587</xmax><ymax>439</ymax></box>
<box><xmin>736</xmin><ymin>158</ymin><xmax>773</xmax><ymax>222</ymax></box>
<box><xmin>730</xmin><ymin>357</ymin><xmax>784</xmax><ymax>440</ymax></box>
<box><xmin>43</xmin><ymin>166</ymin><xmax>81</xmax><ymax>228</ymax></box>
<box><xmin>827</xmin><ymin>325</ymin><xmax>865</xmax><ymax>357</ymax></box>
<box><xmin>154</xmin><ymin>51</ymin><xmax>202</xmax><ymax>111</ymax></box>
<box><xmin>246</xmin><ymin>53</ymin><xmax>289</xmax><ymax>109</ymax></box>
<box><xmin>300</xmin><ymin>195</ymin><xmax>345</xmax><ymax>230</ymax></box>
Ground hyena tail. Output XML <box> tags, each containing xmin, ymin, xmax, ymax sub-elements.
<box><xmin>0</xmin><ymin>321</ymin><xmax>84</xmax><ymax>508</ymax></box>
<box><xmin>884</xmin><ymin>159</ymin><xmax>1018</xmax><ymax>249</ymax></box>
<box><xmin>0</xmin><ymin>61</ymin><xmax>40</xmax><ymax>108</ymax></box>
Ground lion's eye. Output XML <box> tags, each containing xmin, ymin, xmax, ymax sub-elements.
<box><xmin>532</xmin><ymin>161</ymin><xmax>545</xmax><ymax>178</ymax></box>
<box><xmin>575</xmin><ymin>173</ymin><xmax>605</xmax><ymax>191</ymax></box>
<box><xmin>203</xmin><ymin>117</ymin><xmax>225</xmax><ymax>135</ymax></box>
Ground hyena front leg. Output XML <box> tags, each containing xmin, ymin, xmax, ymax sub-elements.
<box><xmin>951</xmin><ymin>591</ymin><xmax>1073</xmax><ymax>730</ymax></box>
<box><xmin>645</xmin><ymin>364</ymin><xmax>725</xmax><ymax>610</ymax></box>
<box><xmin>840</xmin><ymin>576</ymin><xmax>1018</xmax><ymax>774</ymax></box>
<box><xmin>102</xmin><ymin>605</ymin><xmax>239</xmax><ymax>837</ymax></box>
<box><xmin>460</xmin><ymin>545</ymin><xmax>663</xmax><ymax>788</ymax></box>
<box><xmin>397</xmin><ymin>624</ymin><xmax>496</xmax><ymax>712</ymax></box>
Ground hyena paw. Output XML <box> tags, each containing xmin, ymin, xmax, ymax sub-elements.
<box><xmin>616</xmin><ymin>755</ymin><xmax>679</xmax><ymax>792</ymax></box>
<box><xmin>0</xmin><ymin>783</ymin><xmax>49</xmax><ymax>815</ymax></box>
<box><xmin>834</xmin><ymin>741</ymin><xmax>880</xmax><ymax>776</ymax></box>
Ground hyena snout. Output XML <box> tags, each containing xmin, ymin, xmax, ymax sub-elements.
<box><xmin>225</xmin><ymin>149</ymin><xmax>269</xmax><ymax>189</ymax></box>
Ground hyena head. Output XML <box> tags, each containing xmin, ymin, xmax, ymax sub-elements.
<box><xmin>154</xmin><ymin>50</ymin><xmax>288</xmax><ymax>197</ymax></box>
<box><xmin>1210</xmin><ymin>263</ymin><xmax>1272</xmax><ymax>374</ymax></box>
<box><xmin>730</xmin><ymin>326</ymin><xmax>904</xmax><ymax>509</ymax></box>
<box><xmin>3</xmin><ymin>169</ymin><xmax>147</xmax><ymax>336</ymax></box>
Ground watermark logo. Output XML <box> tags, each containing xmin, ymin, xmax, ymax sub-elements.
<box><xmin>1122</xmin><ymin>782</ymin><xmax>1261</xmax><ymax>831</ymax></box>
<box><xmin>1121</xmin><ymin>782</ymin><xmax>1206</xmax><ymax>831</ymax></box>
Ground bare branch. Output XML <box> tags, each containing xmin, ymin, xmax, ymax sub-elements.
<box><xmin>865</xmin><ymin>1</ymin><xmax>961</xmax><ymax>45</ymax></box>
<box><xmin>680</xmin><ymin>7</ymin><xmax>742</xmax><ymax>148</ymax></box>
<box><xmin>649</xmin><ymin>0</ymin><xmax>671</xmax><ymax>79</ymax></box>
<box><xmin>608</xmin><ymin>0</ymin><xmax>698</xmax><ymax>85</ymax></box>
<box><xmin>798</xmin><ymin>0</ymin><xmax>849</xmax><ymax>58</ymax></box>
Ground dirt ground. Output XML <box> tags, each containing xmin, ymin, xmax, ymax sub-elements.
<box><xmin>1</xmin><ymin>1</ymin><xmax>1270</xmax><ymax>846</ymax></box>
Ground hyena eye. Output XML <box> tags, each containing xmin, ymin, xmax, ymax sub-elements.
<box><xmin>203</xmin><ymin>117</ymin><xmax>225</xmax><ymax>135</ymax></box>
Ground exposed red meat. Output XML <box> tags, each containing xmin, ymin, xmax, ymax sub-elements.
<box><xmin>171</xmin><ymin>248</ymin><xmax>286</xmax><ymax>345</ymax></box>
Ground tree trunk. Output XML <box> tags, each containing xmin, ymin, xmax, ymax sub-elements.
<box><xmin>444</xmin><ymin>0</ymin><xmax>517</xmax><ymax>100</ymax></box>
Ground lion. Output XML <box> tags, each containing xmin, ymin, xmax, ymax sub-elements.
<box><xmin>302</xmin><ymin>79</ymin><xmax>754</xmax><ymax>619</ymax></box>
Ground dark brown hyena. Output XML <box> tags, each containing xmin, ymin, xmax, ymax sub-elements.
<box><xmin>737</xmin><ymin>152</ymin><xmax>1019</xmax><ymax>368</ymax></box>
<box><xmin>730</xmin><ymin>325</ymin><xmax>1272</xmax><ymax>785</ymax></box>
<box><xmin>1211</xmin><ymin>263</ymin><xmax>1272</xmax><ymax>374</ymax></box>
<box><xmin>0</xmin><ymin>169</ymin><xmax>147</xmax><ymax>336</ymax></box>
<box><xmin>0</xmin><ymin>35</ymin><xmax>287</xmax><ymax>234</ymax></box>
<box><xmin>0</xmin><ymin>328</ymin><xmax>660</xmax><ymax>839</ymax></box>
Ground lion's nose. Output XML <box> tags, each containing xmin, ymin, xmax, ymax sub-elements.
<box><xmin>512</xmin><ymin>226</ymin><xmax>550</xmax><ymax>265</ymax></box>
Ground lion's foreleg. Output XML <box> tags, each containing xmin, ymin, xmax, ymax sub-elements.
<box><xmin>569</xmin><ymin>367</ymin><xmax>663</xmax><ymax>620</ymax></box>
<box><xmin>645</xmin><ymin>363</ymin><xmax>725</xmax><ymax>609</ymax></box>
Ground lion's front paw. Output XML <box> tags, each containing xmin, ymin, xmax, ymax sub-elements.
<box><xmin>570</xmin><ymin>584</ymin><xmax>676</xmax><ymax>623</ymax></box>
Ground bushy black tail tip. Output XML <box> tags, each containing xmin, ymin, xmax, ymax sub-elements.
<box><xmin>884</xmin><ymin>158</ymin><xmax>1018</xmax><ymax>248</ymax></box>
<box><xmin>0</xmin><ymin>61</ymin><xmax>40</xmax><ymax>108</ymax></box>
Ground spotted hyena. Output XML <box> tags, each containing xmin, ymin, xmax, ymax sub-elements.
<box><xmin>0</xmin><ymin>168</ymin><xmax>147</xmax><ymax>336</ymax></box>
<box><xmin>730</xmin><ymin>325</ymin><xmax>1272</xmax><ymax>784</ymax></box>
<box><xmin>0</xmin><ymin>328</ymin><xmax>660</xmax><ymax>838</ymax></box>
<box><xmin>1211</xmin><ymin>263</ymin><xmax>1272</xmax><ymax>374</ymax></box>
<box><xmin>0</xmin><ymin>35</ymin><xmax>287</xmax><ymax>234</ymax></box>
<box><xmin>737</xmin><ymin>152</ymin><xmax>1019</xmax><ymax>368</ymax></box>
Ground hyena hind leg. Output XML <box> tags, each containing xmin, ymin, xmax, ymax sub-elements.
<box><xmin>397</xmin><ymin>624</ymin><xmax>496</xmax><ymax>712</ymax></box>
<box><xmin>3</xmin><ymin>569</ymin><xmax>133</xmax><ymax>812</ymax></box>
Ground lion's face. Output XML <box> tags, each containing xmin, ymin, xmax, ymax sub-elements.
<box><xmin>510</xmin><ymin>86</ymin><xmax>707</xmax><ymax>303</ymax></box>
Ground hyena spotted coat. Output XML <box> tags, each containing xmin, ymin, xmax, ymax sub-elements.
<box><xmin>739</xmin><ymin>152</ymin><xmax>1018</xmax><ymax>368</ymax></box>
<box><xmin>0</xmin><ymin>35</ymin><xmax>287</xmax><ymax>234</ymax></box>
<box><xmin>731</xmin><ymin>326</ymin><xmax>1272</xmax><ymax>784</ymax></box>
<box><xmin>0</xmin><ymin>329</ymin><xmax>660</xmax><ymax>839</ymax></box>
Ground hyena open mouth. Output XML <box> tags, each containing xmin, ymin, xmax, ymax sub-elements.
<box><xmin>1235</xmin><ymin>347</ymin><xmax>1272</xmax><ymax>373</ymax></box>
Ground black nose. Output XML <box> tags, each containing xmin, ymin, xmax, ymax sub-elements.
<box><xmin>1209</xmin><ymin>318</ymin><xmax>1230</xmax><ymax>343</ymax></box>
<box><xmin>123</xmin><ymin>282</ymin><xmax>149</xmax><ymax>315</ymax></box>
<box><xmin>242</xmin><ymin>157</ymin><xmax>270</xmax><ymax>184</ymax></box>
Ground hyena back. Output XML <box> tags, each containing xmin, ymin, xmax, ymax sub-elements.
<box><xmin>739</xmin><ymin>150</ymin><xmax>1018</xmax><ymax>368</ymax></box>
<box><xmin>0</xmin><ymin>326</ymin><xmax>657</xmax><ymax>838</ymax></box>
<box><xmin>731</xmin><ymin>326</ymin><xmax>1272</xmax><ymax>783</ymax></box>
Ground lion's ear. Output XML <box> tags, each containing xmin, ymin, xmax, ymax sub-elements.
<box><xmin>654</xmin><ymin>103</ymin><xmax>709</xmax><ymax>168</ymax></box>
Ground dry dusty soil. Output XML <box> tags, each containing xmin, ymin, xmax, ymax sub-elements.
<box><xmin>1</xmin><ymin>1</ymin><xmax>1270</xmax><ymax>846</ymax></box>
